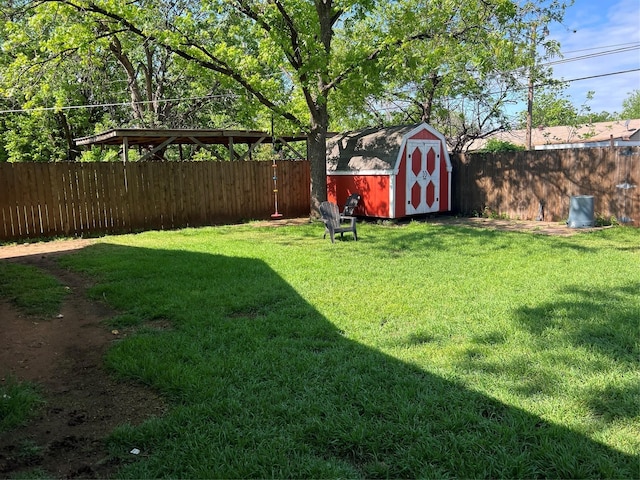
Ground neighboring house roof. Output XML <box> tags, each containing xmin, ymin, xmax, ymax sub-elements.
<box><xmin>467</xmin><ymin>119</ymin><xmax>640</xmax><ymax>151</ymax></box>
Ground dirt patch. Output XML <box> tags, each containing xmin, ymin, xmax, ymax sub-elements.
<box><xmin>426</xmin><ymin>216</ymin><xmax>605</xmax><ymax>236</ymax></box>
<box><xmin>251</xmin><ymin>214</ymin><xmax>600</xmax><ymax>236</ymax></box>
<box><xmin>0</xmin><ymin>239</ymin><xmax>97</xmax><ymax>261</ymax></box>
<box><xmin>0</xmin><ymin>246</ymin><xmax>166</xmax><ymax>479</ymax></box>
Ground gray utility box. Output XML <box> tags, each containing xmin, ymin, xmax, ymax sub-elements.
<box><xmin>567</xmin><ymin>195</ymin><xmax>595</xmax><ymax>228</ymax></box>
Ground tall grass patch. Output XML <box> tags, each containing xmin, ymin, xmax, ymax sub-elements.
<box><xmin>0</xmin><ymin>262</ymin><xmax>67</xmax><ymax>316</ymax></box>
<box><xmin>0</xmin><ymin>378</ymin><xmax>44</xmax><ymax>432</ymax></box>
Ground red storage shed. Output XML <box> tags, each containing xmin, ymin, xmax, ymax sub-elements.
<box><xmin>326</xmin><ymin>123</ymin><xmax>452</xmax><ymax>219</ymax></box>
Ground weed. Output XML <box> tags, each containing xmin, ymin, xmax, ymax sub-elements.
<box><xmin>0</xmin><ymin>378</ymin><xmax>44</xmax><ymax>432</ymax></box>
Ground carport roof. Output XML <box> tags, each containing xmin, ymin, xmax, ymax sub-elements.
<box><xmin>74</xmin><ymin>128</ymin><xmax>307</xmax><ymax>147</ymax></box>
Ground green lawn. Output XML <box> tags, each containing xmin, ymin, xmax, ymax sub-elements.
<box><xmin>54</xmin><ymin>221</ymin><xmax>638</xmax><ymax>478</ymax></box>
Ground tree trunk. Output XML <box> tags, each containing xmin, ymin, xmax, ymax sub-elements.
<box><xmin>305</xmin><ymin>0</ymin><xmax>336</xmax><ymax>217</ymax></box>
<box><xmin>308</xmin><ymin>102</ymin><xmax>329</xmax><ymax>217</ymax></box>
<box><xmin>421</xmin><ymin>75</ymin><xmax>440</xmax><ymax>123</ymax></box>
<box><xmin>55</xmin><ymin>111</ymin><xmax>78</xmax><ymax>161</ymax></box>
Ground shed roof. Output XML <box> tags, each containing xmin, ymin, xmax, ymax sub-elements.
<box><xmin>326</xmin><ymin>124</ymin><xmax>420</xmax><ymax>172</ymax></box>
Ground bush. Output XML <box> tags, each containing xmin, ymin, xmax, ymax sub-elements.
<box><xmin>479</xmin><ymin>139</ymin><xmax>525</xmax><ymax>153</ymax></box>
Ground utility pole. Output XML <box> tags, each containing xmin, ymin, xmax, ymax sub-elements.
<box><xmin>526</xmin><ymin>71</ymin><xmax>534</xmax><ymax>150</ymax></box>
<box><xmin>525</xmin><ymin>23</ymin><xmax>549</xmax><ymax>151</ymax></box>
<box><xmin>525</xmin><ymin>24</ymin><xmax>536</xmax><ymax>151</ymax></box>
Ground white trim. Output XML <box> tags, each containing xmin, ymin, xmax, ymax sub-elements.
<box><xmin>394</xmin><ymin>122</ymin><xmax>452</xmax><ymax>174</ymax></box>
<box><xmin>389</xmin><ymin>175</ymin><xmax>396</xmax><ymax>218</ymax></box>
<box><xmin>327</xmin><ymin>169</ymin><xmax>394</xmax><ymax>176</ymax></box>
<box><xmin>448</xmin><ymin>169</ymin><xmax>452</xmax><ymax>211</ymax></box>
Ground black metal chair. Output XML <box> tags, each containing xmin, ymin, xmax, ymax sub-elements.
<box><xmin>341</xmin><ymin>193</ymin><xmax>362</xmax><ymax>217</ymax></box>
<box><xmin>320</xmin><ymin>201</ymin><xmax>358</xmax><ymax>243</ymax></box>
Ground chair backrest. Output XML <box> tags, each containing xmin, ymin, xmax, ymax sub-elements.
<box><xmin>342</xmin><ymin>193</ymin><xmax>361</xmax><ymax>216</ymax></box>
<box><xmin>320</xmin><ymin>201</ymin><xmax>341</xmax><ymax>228</ymax></box>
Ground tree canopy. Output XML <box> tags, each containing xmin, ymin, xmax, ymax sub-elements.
<box><xmin>621</xmin><ymin>90</ymin><xmax>640</xmax><ymax>119</ymax></box>
<box><xmin>1</xmin><ymin>0</ymin><xmax>572</xmax><ymax>209</ymax></box>
<box><xmin>515</xmin><ymin>86</ymin><xmax>631</xmax><ymax>130</ymax></box>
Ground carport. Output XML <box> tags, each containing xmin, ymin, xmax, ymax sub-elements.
<box><xmin>74</xmin><ymin>128</ymin><xmax>308</xmax><ymax>162</ymax></box>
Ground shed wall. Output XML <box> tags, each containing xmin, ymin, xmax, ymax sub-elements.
<box><xmin>407</xmin><ymin>128</ymin><xmax>440</xmax><ymax>142</ymax></box>
<box><xmin>327</xmin><ymin>175</ymin><xmax>391</xmax><ymax>217</ymax></box>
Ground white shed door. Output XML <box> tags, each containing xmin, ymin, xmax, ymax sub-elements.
<box><xmin>406</xmin><ymin>140</ymin><xmax>440</xmax><ymax>214</ymax></box>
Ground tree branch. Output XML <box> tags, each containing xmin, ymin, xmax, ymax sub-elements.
<box><xmin>273</xmin><ymin>0</ymin><xmax>303</xmax><ymax>69</ymax></box>
<box><xmin>55</xmin><ymin>0</ymin><xmax>305</xmax><ymax>130</ymax></box>
<box><xmin>325</xmin><ymin>23</ymin><xmax>482</xmax><ymax>95</ymax></box>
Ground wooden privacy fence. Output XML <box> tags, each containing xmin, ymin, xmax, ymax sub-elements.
<box><xmin>0</xmin><ymin>160</ymin><xmax>310</xmax><ymax>241</ymax></box>
<box><xmin>451</xmin><ymin>146</ymin><xmax>639</xmax><ymax>226</ymax></box>
<box><xmin>2</xmin><ymin>147</ymin><xmax>638</xmax><ymax>242</ymax></box>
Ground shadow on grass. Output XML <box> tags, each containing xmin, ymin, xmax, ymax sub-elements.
<box><xmin>516</xmin><ymin>284</ymin><xmax>639</xmax><ymax>366</ymax></box>
<box><xmin>63</xmin><ymin>244</ymin><xmax>637</xmax><ymax>478</ymax></box>
<box><xmin>512</xmin><ymin>283</ymin><xmax>640</xmax><ymax>423</ymax></box>
<box><xmin>361</xmin><ymin>222</ymin><xmax>598</xmax><ymax>258</ymax></box>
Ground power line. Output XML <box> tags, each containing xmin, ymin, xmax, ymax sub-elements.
<box><xmin>500</xmin><ymin>68</ymin><xmax>640</xmax><ymax>95</ymax></box>
<box><xmin>560</xmin><ymin>41</ymin><xmax>640</xmax><ymax>55</ymax></box>
<box><xmin>0</xmin><ymin>93</ymin><xmax>238</xmax><ymax>115</ymax></box>
<box><xmin>372</xmin><ymin>68</ymin><xmax>640</xmax><ymax>112</ymax></box>
<box><xmin>0</xmin><ymin>63</ymin><xmax>640</xmax><ymax>115</ymax></box>
<box><xmin>544</xmin><ymin>45</ymin><xmax>640</xmax><ymax>66</ymax></box>
<box><xmin>556</xmin><ymin>68</ymin><xmax>640</xmax><ymax>83</ymax></box>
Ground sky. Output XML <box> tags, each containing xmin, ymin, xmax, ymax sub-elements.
<box><xmin>544</xmin><ymin>0</ymin><xmax>640</xmax><ymax>115</ymax></box>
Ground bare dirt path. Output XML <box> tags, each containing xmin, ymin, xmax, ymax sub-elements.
<box><xmin>0</xmin><ymin>243</ymin><xmax>166</xmax><ymax>479</ymax></box>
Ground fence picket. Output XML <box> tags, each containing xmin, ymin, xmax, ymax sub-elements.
<box><xmin>0</xmin><ymin>164</ymin><xmax>17</xmax><ymax>238</ymax></box>
<box><xmin>0</xmin><ymin>164</ymin><xmax>9</xmax><ymax>238</ymax></box>
<box><xmin>113</xmin><ymin>163</ymin><xmax>127</xmax><ymax>232</ymax></box>
<box><xmin>39</xmin><ymin>163</ymin><xmax>55</xmax><ymax>236</ymax></box>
